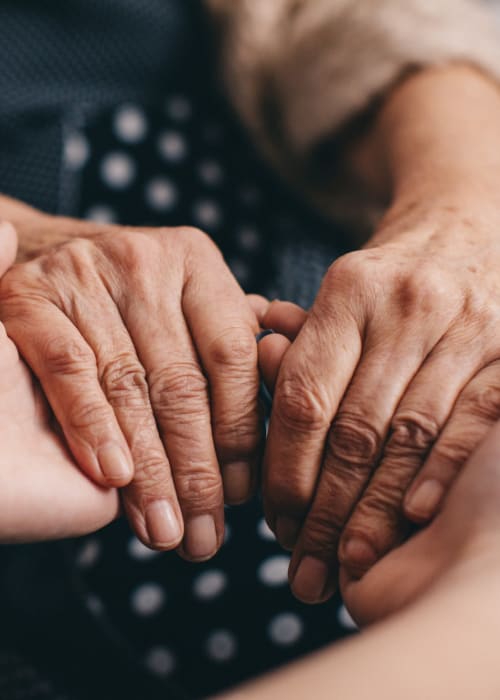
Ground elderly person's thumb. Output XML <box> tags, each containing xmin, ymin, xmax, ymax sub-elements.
<box><xmin>0</xmin><ymin>221</ymin><xmax>18</xmax><ymax>275</ymax></box>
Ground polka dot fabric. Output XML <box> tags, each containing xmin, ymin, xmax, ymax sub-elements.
<box><xmin>67</xmin><ymin>90</ymin><xmax>356</xmax><ymax>699</ymax></box>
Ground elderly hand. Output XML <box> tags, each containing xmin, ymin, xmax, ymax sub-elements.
<box><xmin>0</xmin><ymin>216</ymin><xmax>261</xmax><ymax>559</ymax></box>
<box><xmin>0</xmin><ymin>220</ymin><xmax>118</xmax><ymax>541</ymax></box>
<box><xmin>258</xmin><ymin>198</ymin><xmax>500</xmax><ymax>603</ymax></box>
<box><xmin>341</xmin><ymin>419</ymin><xmax>500</xmax><ymax>627</ymax></box>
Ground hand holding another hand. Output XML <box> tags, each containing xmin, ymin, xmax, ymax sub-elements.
<box><xmin>258</xmin><ymin>199</ymin><xmax>500</xmax><ymax>604</ymax></box>
<box><xmin>0</xmin><ymin>217</ymin><xmax>262</xmax><ymax>559</ymax></box>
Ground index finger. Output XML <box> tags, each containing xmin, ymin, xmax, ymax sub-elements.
<box><xmin>263</xmin><ymin>294</ymin><xmax>363</xmax><ymax>548</ymax></box>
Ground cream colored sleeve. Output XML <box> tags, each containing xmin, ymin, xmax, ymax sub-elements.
<box><xmin>203</xmin><ymin>0</ymin><xmax>500</xmax><ymax>232</ymax></box>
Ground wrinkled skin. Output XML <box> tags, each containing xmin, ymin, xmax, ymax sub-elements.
<box><xmin>258</xmin><ymin>199</ymin><xmax>500</xmax><ymax>603</ymax></box>
<box><xmin>0</xmin><ymin>220</ymin><xmax>262</xmax><ymax>560</ymax></box>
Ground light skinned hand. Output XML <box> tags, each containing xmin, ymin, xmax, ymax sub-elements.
<box><xmin>257</xmin><ymin>200</ymin><xmax>500</xmax><ymax>603</ymax></box>
<box><xmin>0</xmin><ymin>221</ymin><xmax>119</xmax><ymax>542</ymax></box>
<box><xmin>0</xmin><ymin>219</ymin><xmax>262</xmax><ymax>560</ymax></box>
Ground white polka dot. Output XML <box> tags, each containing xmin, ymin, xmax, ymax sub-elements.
<box><xmin>76</xmin><ymin>539</ymin><xmax>101</xmax><ymax>569</ymax></box>
<box><xmin>158</xmin><ymin>130</ymin><xmax>187</xmax><ymax>162</ymax></box>
<box><xmin>85</xmin><ymin>594</ymin><xmax>104</xmax><ymax>616</ymax></box>
<box><xmin>237</xmin><ymin>226</ymin><xmax>262</xmax><ymax>252</ymax></box>
<box><xmin>224</xmin><ymin>523</ymin><xmax>231</xmax><ymax>544</ymax></box>
<box><xmin>64</xmin><ymin>132</ymin><xmax>89</xmax><ymax>170</ymax></box>
<box><xmin>131</xmin><ymin>583</ymin><xmax>165</xmax><ymax>616</ymax></box>
<box><xmin>193</xmin><ymin>199</ymin><xmax>222</xmax><ymax>229</ymax></box>
<box><xmin>144</xmin><ymin>647</ymin><xmax>176</xmax><ymax>677</ymax></box>
<box><xmin>268</xmin><ymin>612</ymin><xmax>303</xmax><ymax>646</ymax></box>
<box><xmin>166</xmin><ymin>95</ymin><xmax>192</xmax><ymax>121</ymax></box>
<box><xmin>100</xmin><ymin>152</ymin><xmax>136</xmax><ymax>189</ymax></box>
<box><xmin>198</xmin><ymin>160</ymin><xmax>224</xmax><ymax>186</ymax></box>
<box><xmin>84</xmin><ymin>204</ymin><xmax>118</xmax><ymax>224</ymax></box>
<box><xmin>257</xmin><ymin>518</ymin><xmax>276</xmax><ymax>542</ymax></box>
<box><xmin>193</xmin><ymin>570</ymin><xmax>228</xmax><ymax>601</ymax></box>
<box><xmin>205</xmin><ymin>630</ymin><xmax>238</xmax><ymax>663</ymax></box>
<box><xmin>145</xmin><ymin>177</ymin><xmax>178</xmax><ymax>211</ymax></box>
<box><xmin>258</xmin><ymin>555</ymin><xmax>290</xmax><ymax>587</ymax></box>
<box><xmin>128</xmin><ymin>537</ymin><xmax>161</xmax><ymax>561</ymax></box>
<box><xmin>113</xmin><ymin>104</ymin><xmax>148</xmax><ymax>143</ymax></box>
<box><xmin>337</xmin><ymin>604</ymin><xmax>358</xmax><ymax>631</ymax></box>
<box><xmin>228</xmin><ymin>258</ymin><xmax>250</xmax><ymax>285</ymax></box>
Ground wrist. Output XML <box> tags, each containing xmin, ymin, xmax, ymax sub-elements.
<box><xmin>0</xmin><ymin>195</ymin><xmax>109</xmax><ymax>261</ymax></box>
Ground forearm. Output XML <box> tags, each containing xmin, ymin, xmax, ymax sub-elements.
<box><xmin>355</xmin><ymin>64</ymin><xmax>500</xmax><ymax>222</ymax></box>
<box><xmin>219</xmin><ymin>559</ymin><xmax>500</xmax><ymax>700</ymax></box>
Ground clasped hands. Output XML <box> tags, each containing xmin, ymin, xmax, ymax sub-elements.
<box><xmin>2</xmin><ymin>196</ymin><xmax>500</xmax><ymax>608</ymax></box>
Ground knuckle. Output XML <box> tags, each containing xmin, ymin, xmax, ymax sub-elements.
<box><xmin>328</xmin><ymin>413</ymin><xmax>382</xmax><ymax>471</ymax></box>
<box><xmin>430</xmin><ymin>437</ymin><xmax>472</xmax><ymax>472</ymax></box>
<box><xmin>181</xmin><ymin>226</ymin><xmax>218</xmax><ymax>252</ymax></box>
<box><xmin>302</xmin><ymin>508</ymin><xmax>343</xmax><ymax>555</ymax></box>
<box><xmin>387</xmin><ymin>410</ymin><xmax>440</xmax><ymax>458</ymax></box>
<box><xmin>327</xmin><ymin>252</ymin><xmax>367</xmax><ymax>286</ymax></box>
<box><xmin>175</xmin><ymin>469</ymin><xmax>222</xmax><ymax>509</ymax></box>
<box><xmin>43</xmin><ymin>336</ymin><xmax>95</xmax><ymax>376</ymax></box>
<box><xmin>100</xmin><ymin>355</ymin><xmax>149</xmax><ymax>407</ymax></box>
<box><xmin>266</xmin><ymin>469</ymin><xmax>315</xmax><ymax>515</ymax></box>
<box><xmin>352</xmin><ymin>486</ymin><xmax>404</xmax><ymax>531</ymax></box>
<box><xmin>214</xmin><ymin>412</ymin><xmax>260</xmax><ymax>461</ymax></box>
<box><xmin>464</xmin><ymin>383</ymin><xmax>500</xmax><ymax>422</ymax></box>
<box><xmin>149</xmin><ymin>363</ymin><xmax>208</xmax><ymax>418</ymax></box>
<box><xmin>275</xmin><ymin>374</ymin><xmax>330</xmax><ymax>434</ymax></box>
<box><xmin>133</xmin><ymin>452</ymin><xmax>170</xmax><ymax>486</ymax></box>
<box><xmin>207</xmin><ymin>328</ymin><xmax>257</xmax><ymax>368</ymax></box>
<box><xmin>67</xmin><ymin>398</ymin><xmax>113</xmax><ymax>435</ymax></box>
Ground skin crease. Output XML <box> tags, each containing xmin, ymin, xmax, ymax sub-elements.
<box><xmin>2</xmin><ymin>64</ymin><xmax>500</xmax><ymax>605</ymax></box>
<box><xmin>0</xmin><ymin>207</ymin><xmax>263</xmax><ymax>561</ymax></box>
<box><xmin>0</xmin><ymin>222</ymin><xmax>119</xmax><ymax>542</ymax></box>
<box><xmin>218</xmin><ymin>421</ymin><xmax>500</xmax><ymax>700</ymax></box>
<box><xmin>259</xmin><ymin>63</ymin><xmax>500</xmax><ymax>605</ymax></box>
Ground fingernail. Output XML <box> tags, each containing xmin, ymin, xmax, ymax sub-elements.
<box><xmin>341</xmin><ymin>537</ymin><xmax>378</xmax><ymax>571</ymax></box>
<box><xmin>184</xmin><ymin>515</ymin><xmax>218</xmax><ymax>561</ymax></box>
<box><xmin>275</xmin><ymin>516</ymin><xmax>300</xmax><ymax>551</ymax></box>
<box><xmin>98</xmin><ymin>444</ymin><xmax>133</xmax><ymax>484</ymax></box>
<box><xmin>145</xmin><ymin>501</ymin><xmax>182</xmax><ymax>548</ymax></box>
<box><xmin>406</xmin><ymin>479</ymin><xmax>444</xmax><ymax>520</ymax></box>
<box><xmin>222</xmin><ymin>462</ymin><xmax>252</xmax><ymax>504</ymax></box>
<box><xmin>292</xmin><ymin>556</ymin><xmax>329</xmax><ymax>603</ymax></box>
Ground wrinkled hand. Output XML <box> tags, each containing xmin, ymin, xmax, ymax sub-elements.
<box><xmin>0</xmin><ymin>220</ymin><xmax>261</xmax><ymax>559</ymax></box>
<box><xmin>0</xmin><ymin>221</ymin><xmax>119</xmax><ymax>542</ymax></box>
<box><xmin>341</xmin><ymin>419</ymin><xmax>500</xmax><ymax>627</ymax></box>
<box><xmin>258</xmin><ymin>201</ymin><xmax>500</xmax><ymax>603</ymax></box>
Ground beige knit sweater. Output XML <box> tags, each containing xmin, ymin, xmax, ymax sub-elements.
<box><xmin>204</xmin><ymin>0</ymin><xmax>500</xmax><ymax>233</ymax></box>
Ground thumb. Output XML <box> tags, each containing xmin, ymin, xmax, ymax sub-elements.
<box><xmin>0</xmin><ymin>222</ymin><xmax>18</xmax><ymax>276</ymax></box>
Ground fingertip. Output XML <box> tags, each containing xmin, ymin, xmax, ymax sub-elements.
<box><xmin>97</xmin><ymin>444</ymin><xmax>134</xmax><ymax>486</ymax></box>
<box><xmin>262</xmin><ymin>300</ymin><xmax>307</xmax><ymax>341</ymax></box>
<box><xmin>247</xmin><ymin>294</ymin><xmax>271</xmax><ymax>323</ymax></box>
<box><xmin>404</xmin><ymin>479</ymin><xmax>444</xmax><ymax>523</ymax></box>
